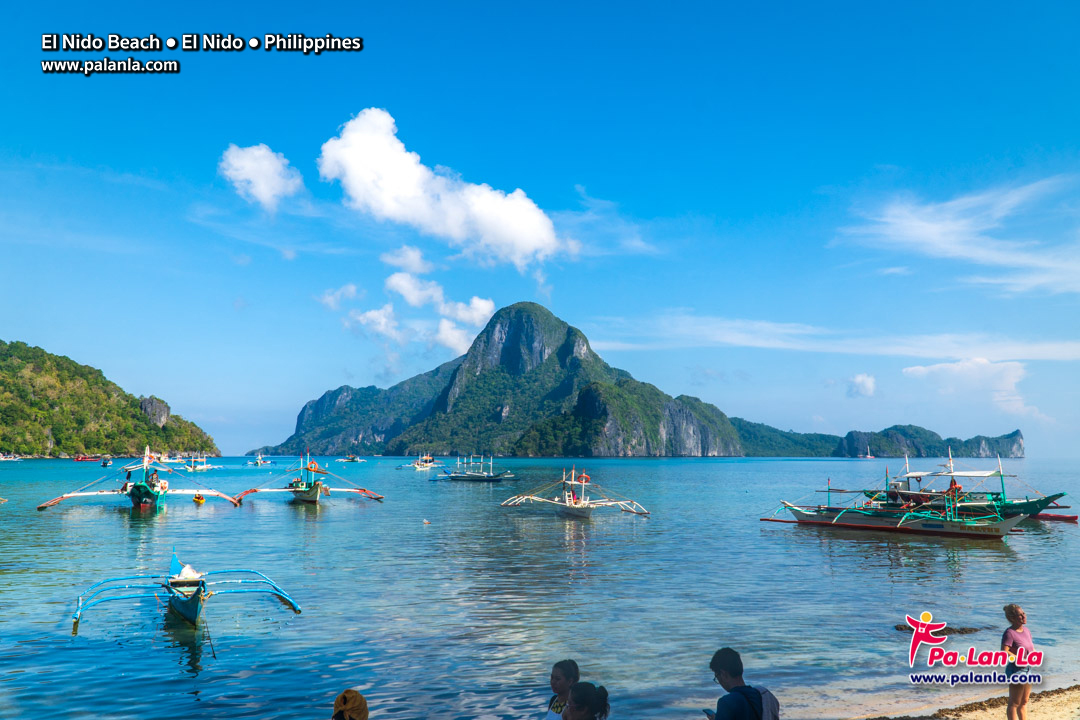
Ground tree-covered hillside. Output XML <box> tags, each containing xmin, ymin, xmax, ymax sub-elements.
<box><xmin>0</xmin><ymin>340</ymin><xmax>218</xmax><ymax>456</ymax></box>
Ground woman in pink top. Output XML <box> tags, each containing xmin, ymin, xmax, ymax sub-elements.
<box><xmin>1000</xmin><ymin>604</ymin><xmax>1034</xmax><ymax>720</ymax></box>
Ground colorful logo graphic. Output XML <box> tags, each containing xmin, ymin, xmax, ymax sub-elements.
<box><xmin>905</xmin><ymin>611</ymin><xmax>1044</xmax><ymax>669</ymax></box>
<box><xmin>905</xmin><ymin>611</ymin><xmax>948</xmax><ymax>667</ymax></box>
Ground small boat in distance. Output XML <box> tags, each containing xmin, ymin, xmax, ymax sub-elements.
<box><xmin>336</xmin><ymin>455</ymin><xmax>366</xmax><ymax>463</ymax></box>
<box><xmin>72</xmin><ymin>552</ymin><xmax>301</xmax><ymax>631</ymax></box>
<box><xmin>184</xmin><ymin>456</ymin><xmax>220</xmax><ymax>472</ymax></box>
<box><xmin>156</xmin><ymin>452</ymin><xmax>185</xmax><ymax>464</ymax></box>
<box><xmin>246</xmin><ymin>453</ymin><xmax>274</xmax><ymax>467</ymax></box>
<box><xmin>0</xmin><ymin>453</ymin><xmax>22</xmax><ymax>461</ymax></box>
<box><xmin>237</xmin><ymin>453</ymin><xmax>384</xmax><ymax>505</ymax></box>
<box><xmin>101</xmin><ymin>456</ymin><xmax>112</xmax><ymax>468</ymax></box>
<box><xmin>857</xmin><ymin>444</ymin><xmax>875</xmax><ymax>459</ymax></box>
<box><xmin>73</xmin><ymin>454</ymin><xmax>101</xmax><ymax>462</ymax></box>
<box><xmin>441</xmin><ymin>455</ymin><xmax>514</xmax><ymax>482</ymax></box>
<box><xmin>501</xmin><ymin>468</ymin><xmax>649</xmax><ymax>519</ymax></box>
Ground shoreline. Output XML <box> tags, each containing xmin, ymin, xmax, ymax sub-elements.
<box><xmin>864</xmin><ymin>683</ymin><xmax>1080</xmax><ymax>719</ymax></box>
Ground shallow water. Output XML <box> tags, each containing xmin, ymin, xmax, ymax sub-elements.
<box><xmin>1</xmin><ymin>457</ymin><xmax>1076</xmax><ymax>719</ymax></box>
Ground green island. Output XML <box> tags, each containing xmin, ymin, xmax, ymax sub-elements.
<box><xmin>251</xmin><ymin>303</ymin><xmax>1024</xmax><ymax>459</ymax></box>
<box><xmin>0</xmin><ymin>340</ymin><xmax>218</xmax><ymax>457</ymax></box>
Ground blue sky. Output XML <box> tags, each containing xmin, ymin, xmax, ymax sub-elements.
<box><xmin>3</xmin><ymin>3</ymin><xmax>1078</xmax><ymax>455</ymax></box>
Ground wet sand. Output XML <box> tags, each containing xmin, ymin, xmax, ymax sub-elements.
<box><xmin>867</xmin><ymin>683</ymin><xmax>1080</xmax><ymax>719</ymax></box>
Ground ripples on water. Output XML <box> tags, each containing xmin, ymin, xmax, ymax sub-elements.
<box><xmin>1</xmin><ymin>457</ymin><xmax>1077</xmax><ymax>719</ymax></box>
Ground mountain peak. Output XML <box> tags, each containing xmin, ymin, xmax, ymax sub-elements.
<box><xmin>462</xmin><ymin>301</ymin><xmax>590</xmax><ymax>378</ymax></box>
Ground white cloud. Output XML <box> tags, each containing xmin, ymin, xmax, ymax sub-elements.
<box><xmin>878</xmin><ymin>266</ymin><xmax>911</xmax><ymax>275</ymax></box>
<box><xmin>219</xmin><ymin>143</ymin><xmax>303</xmax><ymax>212</ymax></box>
<box><xmin>434</xmin><ymin>318</ymin><xmax>471</xmax><ymax>354</ymax></box>
<box><xmin>847</xmin><ymin>373</ymin><xmax>876</xmax><ymax>397</ymax></box>
<box><xmin>844</xmin><ymin>177</ymin><xmax>1080</xmax><ymax>294</ymax></box>
<box><xmin>385</xmin><ymin>272</ymin><xmax>443</xmax><ymax>307</ymax></box>
<box><xmin>318</xmin><ymin>108</ymin><xmax>564</xmax><ymax>270</ymax></box>
<box><xmin>384</xmin><ymin>272</ymin><xmax>494</xmax><ymax>327</ymax></box>
<box><xmin>591</xmin><ymin>311</ymin><xmax>1080</xmax><ymax>361</ymax></box>
<box><xmin>380</xmin><ymin>244</ymin><xmax>434</xmax><ymax>274</ymax></box>
<box><xmin>903</xmin><ymin>358</ymin><xmax>1047</xmax><ymax>418</ymax></box>
<box><xmin>344</xmin><ymin>303</ymin><xmax>403</xmax><ymax>343</ymax></box>
<box><xmin>317</xmin><ymin>283</ymin><xmax>359</xmax><ymax>310</ymax></box>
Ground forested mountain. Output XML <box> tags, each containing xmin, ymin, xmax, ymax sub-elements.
<box><xmin>0</xmin><ymin>340</ymin><xmax>218</xmax><ymax>457</ymax></box>
<box><xmin>253</xmin><ymin>303</ymin><xmax>1023</xmax><ymax>458</ymax></box>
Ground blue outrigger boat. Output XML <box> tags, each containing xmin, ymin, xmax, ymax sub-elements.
<box><xmin>72</xmin><ymin>553</ymin><xmax>301</xmax><ymax>631</ymax></box>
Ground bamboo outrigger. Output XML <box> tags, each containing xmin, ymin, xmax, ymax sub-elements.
<box><xmin>501</xmin><ymin>468</ymin><xmax>649</xmax><ymax>518</ymax></box>
<box><xmin>72</xmin><ymin>552</ymin><xmax>301</xmax><ymax>632</ymax></box>
<box><xmin>37</xmin><ymin>446</ymin><xmax>239</xmax><ymax>511</ymax></box>
<box><xmin>236</xmin><ymin>453</ymin><xmax>383</xmax><ymax>505</ymax></box>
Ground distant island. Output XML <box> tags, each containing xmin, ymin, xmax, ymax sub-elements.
<box><xmin>250</xmin><ymin>302</ymin><xmax>1023</xmax><ymax>459</ymax></box>
<box><xmin>0</xmin><ymin>340</ymin><xmax>219</xmax><ymax>457</ymax></box>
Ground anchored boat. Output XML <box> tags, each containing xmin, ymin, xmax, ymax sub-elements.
<box><xmin>501</xmin><ymin>468</ymin><xmax>649</xmax><ymax>518</ymax></box>
<box><xmin>776</xmin><ymin>500</ymin><xmax>1026</xmax><ymax>539</ymax></box>
<box><xmin>862</xmin><ymin>453</ymin><xmax>1068</xmax><ymax>519</ymax></box>
<box><xmin>440</xmin><ymin>455</ymin><xmax>514</xmax><ymax>482</ymax></box>
<box><xmin>237</xmin><ymin>454</ymin><xmax>383</xmax><ymax>505</ymax></box>
<box><xmin>37</xmin><ymin>446</ymin><xmax>239</xmax><ymax>511</ymax></box>
<box><xmin>246</xmin><ymin>453</ymin><xmax>274</xmax><ymax>467</ymax></box>
<box><xmin>72</xmin><ymin>552</ymin><xmax>301</xmax><ymax>631</ymax></box>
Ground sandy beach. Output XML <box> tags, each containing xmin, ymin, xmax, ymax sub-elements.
<box><xmin>866</xmin><ymin>683</ymin><xmax>1080</xmax><ymax>720</ymax></box>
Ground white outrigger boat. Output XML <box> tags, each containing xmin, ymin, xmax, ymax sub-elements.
<box><xmin>183</xmin><ymin>456</ymin><xmax>221</xmax><ymax>472</ymax></box>
<box><xmin>237</xmin><ymin>454</ymin><xmax>384</xmax><ymax>505</ymax></box>
<box><xmin>246</xmin><ymin>453</ymin><xmax>274</xmax><ymax>467</ymax></box>
<box><xmin>501</xmin><ymin>468</ymin><xmax>649</xmax><ymax>519</ymax></box>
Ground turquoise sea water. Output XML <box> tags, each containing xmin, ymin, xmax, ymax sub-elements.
<box><xmin>1</xmin><ymin>457</ymin><xmax>1077</xmax><ymax>719</ymax></box>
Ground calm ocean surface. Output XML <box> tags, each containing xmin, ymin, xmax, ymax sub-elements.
<box><xmin>1</xmin><ymin>457</ymin><xmax>1076</xmax><ymax>720</ymax></box>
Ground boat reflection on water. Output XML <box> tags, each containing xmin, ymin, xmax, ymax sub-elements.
<box><xmin>775</xmin><ymin>523</ymin><xmax>1019</xmax><ymax>583</ymax></box>
<box><xmin>161</xmin><ymin>611</ymin><xmax>205</xmax><ymax>675</ymax></box>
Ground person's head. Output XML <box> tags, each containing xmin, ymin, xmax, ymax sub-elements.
<box><xmin>709</xmin><ymin>647</ymin><xmax>744</xmax><ymax>690</ymax></box>
<box><xmin>563</xmin><ymin>682</ymin><xmax>609</xmax><ymax>720</ymax></box>
<box><xmin>332</xmin><ymin>689</ymin><xmax>368</xmax><ymax>720</ymax></box>
<box><xmin>1004</xmin><ymin>604</ymin><xmax>1026</xmax><ymax>627</ymax></box>
<box><xmin>550</xmin><ymin>659</ymin><xmax>580</xmax><ymax>695</ymax></box>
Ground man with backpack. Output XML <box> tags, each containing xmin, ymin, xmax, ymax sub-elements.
<box><xmin>707</xmin><ymin>647</ymin><xmax>781</xmax><ymax>720</ymax></box>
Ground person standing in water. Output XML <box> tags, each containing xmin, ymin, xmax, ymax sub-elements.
<box><xmin>1001</xmin><ymin>604</ymin><xmax>1034</xmax><ymax>720</ymax></box>
<box><xmin>545</xmin><ymin>659</ymin><xmax>579</xmax><ymax>720</ymax></box>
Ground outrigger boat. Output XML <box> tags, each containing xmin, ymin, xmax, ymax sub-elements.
<box><xmin>774</xmin><ymin>500</ymin><xmax>1026</xmax><ymax>540</ymax></box>
<box><xmin>237</xmin><ymin>453</ymin><xmax>384</xmax><ymax>505</ymax></box>
<box><xmin>72</xmin><ymin>552</ymin><xmax>301</xmax><ymax>631</ymax></box>
<box><xmin>398</xmin><ymin>454</ymin><xmax>442</xmax><ymax>471</ymax></box>
<box><xmin>184</xmin><ymin>456</ymin><xmax>220</xmax><ymax>472</ymax></box>
<box><xmin>501</xmin><ymin>468</ymin><xmax>649</xmax><ymax>518</ymax></box>
<box><xmin>440</xmin><ymin>455</ymin><xmax>514</xmax><ymax>482</ymax></box>
<box><xmin>336</xmin><ymin>455</ymin><xmax>366</xmax><ymax>463</ymax></box>
<box><xmin>246</xmin><ymin>453</ymin><xmax>274</xmax><ymax>467</ymax></box>
<box><xmin>73</xmin><ymin>454</ymin><xmax>101</xmax><ymax>462</ymax></box>
<box><xmin>861</xmin><ymin>453</ymin><xmax>1068</xmax><ymax>520</ymax></box>
<box><xmin>38</xmin><ymin>446</ymin><xmax>239</xmax><ymax>511</ymax></box>
<box><xmin>765</xmin><ymin>465</ymin><xmax>1028</xmax><ymax>540</ymax></box>
<box><xmin>0</xmin><ymin>453</ymin><xmax>22</xmax><ymax>461</ymax></box>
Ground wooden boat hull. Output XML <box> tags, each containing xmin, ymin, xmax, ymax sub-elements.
<box><xmin>866</xmin><ymin>491</ymin><xmax>1065</xmax><ymax>518</ymax></box>
<box><xmin>289</xmin><ymin>484</ymin><xmax>322</xmax><ymax>504</ymax></box>
<box><xmin>785</xmin><ymin>505</ymin><xmax>1025</xmax><ymax>539</ymax></box>
<box><xmin>556</xmin><ymin>504</ymin><xmax>594</xmax><ymax>519</ymax></box>
<box><xmin>128</xmin><ymin>483</ymin><xmax>164</xmax><ymax>508</ymax></box>
<box><xmin>167</xmin><ymin>581</ymin><xmax>206</xmax><ymax>625</ymax></box>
